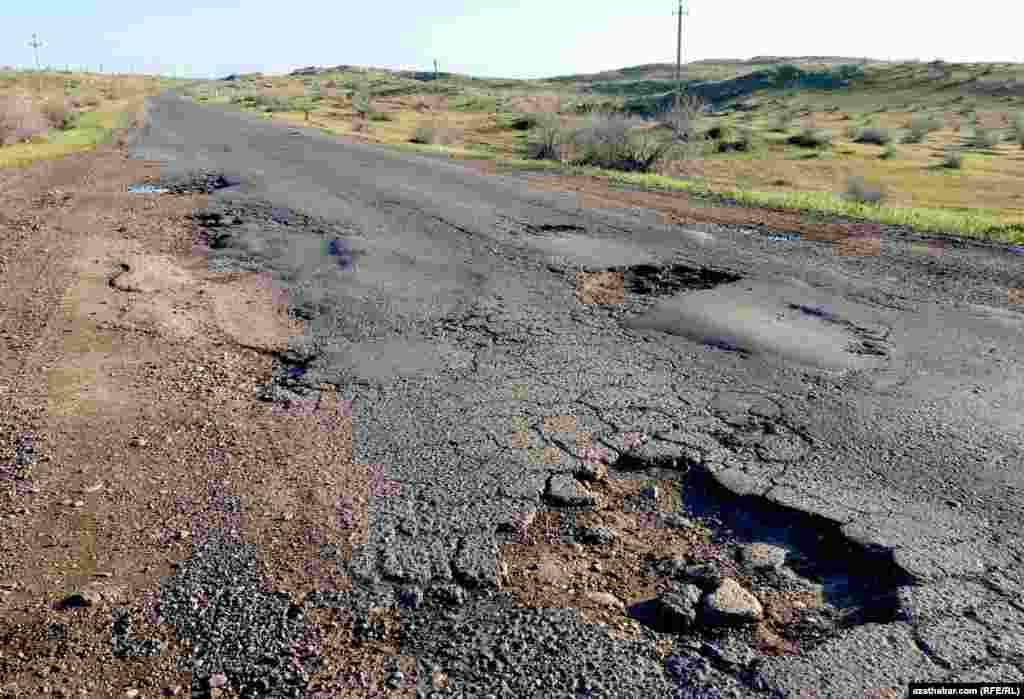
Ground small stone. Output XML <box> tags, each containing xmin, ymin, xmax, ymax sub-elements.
<box><xmin>124</xmin><ymin>690</ymin><xmax>140</xmax><ymax>698</ymax></box>
<box><xmin>72</xmin><ymin>501</ymin><xmax>85</xmax><ymax>508</ymax></box>
<box><xmin>163</xmin><ymin>687</ymin><xmax>182</xmax><ymax>697</ymax></box>
<box><xmin>659</xmin><ymin>513</ymin><xmax>695</xmax><ymax>529</ymax></box>
<box><xmin>575</xmin><ymin>460</ymin><xmax>609</xmax><ymax>483</ymax></box>
<box><xmin>738</xmin><ymin>543</ymin><xmax>788</xmax><ymax>572</ymax></box>
<box><xmin>679</xmin><ymin>563</ymin><xmax>724</xmax><ymax>591</ymax></box>
<box><xmin>586</xmin><ymin>591</ymin><xmax>624</xmax><ymax>609</ymax></box>
<box><xmin>208</xmin><ymin>673</ymin><xmax>228</xmax><ymax>689</ymax></box>
<box><xmin>129</xmin><ymin>437</ymin><xmax>148</xmax><ymax>448</ymax></box>
<box><xmin>655</xmin><ymin>583</ymin><xmax>702</xmax><ymax>632</ymax></box>
<box><xmin>547</xmin><ymin>474</ymin><xmax>596</xmax><ymax>507</ymax></box>
<box><xmin>83</xmin><ymin>483</ymin><xmax>104</xmax><ymax>494</ymax></box>
<box><xmin>282</xmin><ymin>512</ymin><xmax>294</xmax><ymax>521</ymax></box>
<box><xmin>173</xmin><ymin>530</ymin><xmax>189</xmax><ymax>541</ymax></box>
<box><xmin>702</xmin><ymin>578</ymin><xmax>764</xmax><ymax>627</ymax></box>
<box><xmin>59</xmin><ymin>589</ymin><xmax>101</xmax><ymax>609</ymax></box>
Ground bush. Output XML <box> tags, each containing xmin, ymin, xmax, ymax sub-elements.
<box><xmin>772</xmin><ymin>109</ymin><xmax>795</xmax><ymax>132</ymax></box>
<box><xmin>941</xmin><ymin>148</ymin><xmax>963</xmax><ymax>169</ymax></box>
<box><xmin>1012</xmin><ymin>113</ymin><xmax>1024</xmax><ymax>149</ymax></box>
<box><xmin>351</xmin><ymin>83</ymin><xmax>372</xmax><ymax>119</ymax></box>
<box><xmin>0</xmin><ymin>93</ymin><xmax>49</xmax><ymax>145</ymax></box>
<box><xmin>716</xmin><ymin>128</ymin><xmax>756</xmax><ymax>153</ymax></box>
<box><xmin>369</xmin><ymin>111</ymin><xmax>392</xmax><ymax>122</ymax></box>
<box><xmin>845</xmin><ymin>126</ymin><xmax>860</xmax><ymax>140</ymax></box>
<box><xmin>567</xmin><ymin>114</ymin><xmax>671</xmax><ymax>172</ymax></box>
<box><xmin>845</xmin><ymin>176</ymin><xmax>886</xmax><ymax>205</ymax></box>
<box><xmin>524</xmin><ymin>114</ymin><xmax>563</xmax><ymax>160</ymax></box>
<box><xmin>972</xmin><ymin>127</ymin><xmax>1001</xmax><ymax>149</ymax></box>
<box><xmin>879</xmin><ymin>145</ymin><xmax>896</xmax><ymax>160</ymax></box>
<box><xmin>855</xmin><ymin>127</ymin><xmax>893</xmax><ymax>145</ymax></box>
<box><xmin>658</xmin><ymin>93</ymin><xmax>704</xmax><ymax>142</ymax></box>
<box><xmin>786</xmin><ymin>128</ymin><xmax>832</xmax><ymax>148</ymax></box>
<box><xmin>902</xmin><ymin>115</ymin><xmax>943</xmax><ymax>143</ymax></box>
<box><xmin>410</xmin><ymin>125</ymin><xmax>435</xmax><ymax>144</ymax></box>
<box><xmin>704</xmin><ymin>122</ymin><xmax>734</xmax><ymax>141</ymax></box>
<box><xmin>511</xmin><ymin>114</ymin><xmax>539</xmax><ymax>131</ymax></box>
<box><xmin>40</xmin><ymin>99</ymin><xmax>77</xmax><ymax>130</ymax></box>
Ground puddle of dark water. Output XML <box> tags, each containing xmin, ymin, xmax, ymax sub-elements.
<box><xmin>127</xmin><ymin>184</ymin><xmax>170</xmax><ymax>194</ymax></box>
<box><xmin>766</xmin><ymin>233</ymin><xmax>800</xmax><ymax>242</ymax></box>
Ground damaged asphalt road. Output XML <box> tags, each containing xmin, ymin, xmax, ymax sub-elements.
<box><xmin>123</xmin><ymin>92</ymin><xmax>1024</xmax><ymax>696</ymax></box>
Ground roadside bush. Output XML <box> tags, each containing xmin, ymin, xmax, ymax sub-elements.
<box><xmin>658</xmin><ymin>93</ymin><xmax>704</xmax><ymax>143</ymax></box>
<box><xmin>845</xmin><ymin>126</ymin><xmax>860</xmax><ymax>140</ymax></box>
<box><xmin>855</xmin><ymin>126</ymin><xmax>893</xmax><ymax>145</ymax></box>
<box><xmin>524</xmin><ymin>113</ymin><xmax>563</xmax><ymax>160</ymax></box>
<box><xmin>786</xmin><ymin>128</ymin><xmax>832</xmax><ymax>148</ymax></box>
<box><xmin>567</xmin><ymin>114</ymin><xmax>671</xmax><ymax>172</ymax></box>
<box><xmin>716</xmin><ymin>128</ymin><xmax>756</xmax><ymax>153</ymax></box>
<box><xmin>351</xmin><ymin>83</ymin><xmax>372</xmax><ymax>119</ymax></box>
<box><xmin>902</xmin><ymin>115</ymin><xmax>943</xmax><ymax>143</ymax></box>
<box><xmin>1012</xmin><ymin>113</ymin><xmax>1024</xmax><ymax>149</ymax></box>
<box><xmin>410</xmin><ymin>125</ymin><xmax>436</xmax><ymax>144</ymax></box>
<box><xmin>772</xmin><ymin>109</ymin><xmax>795</xmax><ymax>132</ymax></box>
<box><xmin>41</xmin><ymin>99</ymin><xmax>77</xmax><ymax>130</ymax></box>
<box><xmin>879</xmin><ymin>145</ymin><xmax>896</xmax><ymax>160</ymax></box>
<box><xmin>704</xmin><ymin>122</ymin><xmax>734</xmax><ymax>142</ymax></box>
<box><xmin>971</xmin><ymin>127</ymin><xmax>1001</xmax><ymax>149</ymax></box>
<box><xmin>368</xmin><ymin>111</ymin><xmax>392</xmax><ymax>122</ymax></box>
<box><xmin>511</xmin><ymin>114</ymin><xmax>540</xmax><ymax>131</ymax></box>
<box><xmin>844</xmin><ymin>176</ymin><xmax>886</xmax><ymax>205</ymax></box>
<box><xmin>0</xmin><ymin>93</ymin><xmax>49</xmax><ymax>145</ymax></box>
<box><xmin>941</xmin><ymin>147</ymin><xmax>963</xmax><ymax>169</ymax></box>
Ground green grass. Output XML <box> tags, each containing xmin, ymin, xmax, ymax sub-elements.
<box><xmin>495</xmin><ymin>158</ymin><xmax>1022</xmax><ymax>243</ymax></box>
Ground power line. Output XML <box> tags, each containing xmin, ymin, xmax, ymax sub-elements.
<box><xmin>28</xmin><ymin>33</ymin><xmax>43</xmax><ymax>71</ymax></box>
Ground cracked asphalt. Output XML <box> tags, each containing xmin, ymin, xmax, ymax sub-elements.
<box><xmin>122</xmin><ymin>92</ymin><xmax>1024</xmax><ymax>695</ymax></box>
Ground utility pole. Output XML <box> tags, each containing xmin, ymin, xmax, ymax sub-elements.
<box><xmin>673</xmin><ymin>1</ymin><xmax>689</xmax><ymax>104</ymax></box>
<box><xmin>28</xmin><ymin>33</ymin><xmax>43</xmax><ymax>71</ymax></box>
<box><xmin>434</xmin><ymin>59</ymin><xmax>439</xmax><ymax>81</ymax></box>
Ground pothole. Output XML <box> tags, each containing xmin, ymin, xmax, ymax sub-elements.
<box><xmin>615</xmin><ymin>263</ymin><xmax>743</xmax><ymax>297</ymax></box>
<box><xmin>495</xmin><ymin>428</ymin><xmax>913</xmax><ymax>669</ymax></box>
<box><xmin>151</xmin><ymin>171</ymin><xmax>238</xmax><ymax>195</ymax></box>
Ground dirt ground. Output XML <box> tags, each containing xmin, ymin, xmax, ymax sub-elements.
<box><xmin>1</xmin><ymin>134</ymin><xmax>889</xmax><ymax>698</ymax></box>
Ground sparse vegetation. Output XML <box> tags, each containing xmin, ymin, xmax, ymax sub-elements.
<box><xmin>855</xmin><ymin>126</ymin><xmax>893</xmax><ymax>145</ymax></box>
<box><xmin>524</xmin><ymin>113</ymin><xmax>562</xmax><ymax>160</ymax></box>
<box><xmin>902</xmin><ymin>115</ymin><xmax>943</xmax><ymax>143</ymax></box>
<box><xmin>658</xmin><ymin>93</ymin><xmax>704</xmax><ymax>143</ymax></box>
<box><xmin>971</xmin><ymin>127</ymin><xmax>1001</xmax><ymax>149</ymax></box>
<box><xmin>565</xmin><ymin>113</ymin><xmax>670</xmax><ymax>172</ymax></box>
<box><xmin>786</xmin><ymin>128</ymin><xmax>832</xmax><ymax>148</ymax></box>
<box><xmin>942</xmin><ymin>147</ymin><xmax>963</xmax><ymax>169</ymax></box>
<box><xmin>0</xmin><ymin>93</ymin><xmax>48</xmax><ymax>145</ymax></box>
<box><xmin>1013</xmin><ymin>113</ymin><xmax>1024</xmax><ymax>149</ymax></box>
<box><xmin>845</xmin><ymin>176</ymin><xmax>886</xmax><ymax>205</ymax></box>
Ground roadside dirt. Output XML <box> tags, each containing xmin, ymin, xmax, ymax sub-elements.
<box><xmin>0</xmin><ymin>142</ymin><xmax>391</xmax><ymax>697</ymax></box>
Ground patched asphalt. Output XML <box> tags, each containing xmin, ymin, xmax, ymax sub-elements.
<box><xmin>126</xmin><ymin>92</ymin><xmax>1024</xmax><ymax>696</ymax></box>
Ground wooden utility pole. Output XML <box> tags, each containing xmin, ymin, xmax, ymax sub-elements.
<box><xmin>673</xmin><ymin>1</ymin><xmax>689</xmax><ymax>104</ymax></box>
<box><xmin>434</xmin><ymin>59</ymin><xmax>439</xmax><ymax>81</ymax></box>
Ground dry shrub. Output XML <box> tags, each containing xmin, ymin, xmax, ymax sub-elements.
<box><xmin>658</xmin><ymin>93</ymin><xmax>704</xmax><ymax>142</ymax></box>
<box><xmin>41</xmin><ymin>99</ymin><xmax>77</xmax><ymax>130</ymax></box>
<box><xmin>0</xmin><ymin>92</ymin><xmax>49</xmax><ymax>145</ymax></box>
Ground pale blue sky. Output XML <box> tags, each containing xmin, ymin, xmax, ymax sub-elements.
<box><xmin>3</xmin><ymin>1</ymin><xmax>1022</xmax><ymax>79</ymax></box>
